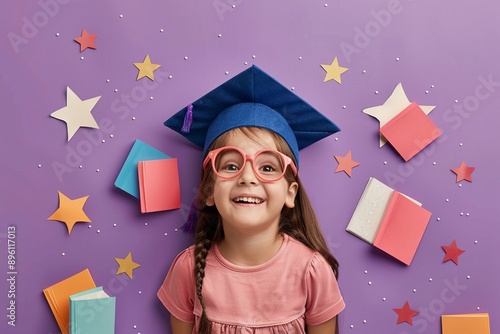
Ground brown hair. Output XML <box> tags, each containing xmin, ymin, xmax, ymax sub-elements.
<box><xmin>193</xmin><ymin>127</ymin><xmax>339</xmax><ymax>334</ymax></box>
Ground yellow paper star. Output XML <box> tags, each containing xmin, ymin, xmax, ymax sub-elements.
<box><xmin>115</xmin><ymin>252</ymin><xmax>141</xmax><ymax>279</ymax></box>
<box><xmin>134</xmin><ymin>54</ymin><xmax>161</xmax><ymax>81</ymax></box>
<box><xmin>47</xmin><ymin>191</ymin><xmax>91</xmax><ymax>234</ymax></box>
<box><xmin>363</xmin><ymin>83</ymin><xmax>435</xmax><ymax>147</ymax></box>
<box><xmin>50</xmin><ymin>87</ymin><xmax>101</xmax><ymax>141</ymax></box>
<box><xmin>321</xmin><ymin>57</ymin><xmax>348</xmax><ymax>84</ymax></box>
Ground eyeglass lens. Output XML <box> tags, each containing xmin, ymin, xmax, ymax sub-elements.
<box><xmin>214</xmin><ymin>148</ymin><xmax>286</xmax><ymax>181</ymax></box>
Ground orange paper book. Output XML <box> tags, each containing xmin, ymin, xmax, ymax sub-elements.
<box><xmin>441</xmin><ymin>313</ymin><xmax>490</xmax><ymax>334</ymax></box>
<box><xmin>373</xmin><ymin>191</ymin><xmax>431</xmax><ymax>265</ymax></box>
<box><xmin>138</xmin><ymin>158</ymin><xmax>181</xmax><ymax>213</ymax></box>
<box><xmin>43</xmin><ymin>269</ymin><xmax>96</xmax><ymax>334</ymax></box>
<box><xmin>380</xmin><ymin>102</ymin><xmax>441</xmax><ymax>161</ymax></box>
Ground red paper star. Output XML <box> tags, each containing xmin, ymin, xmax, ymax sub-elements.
<box><xmin>451</xmin><ymin>161</ymin><xmax>475</xmax><ymax>182</ymax></box>
<box><xmin>334</xmin><ymin>150</ymin><xmax>360</xmax><ymax>177</ymax></box>
<box><xmin>393</xmin><ymin>301</ymin><xmax>419</xmax><ymax>325</ymax></box>
<box><xmin>442</xmin><ymin>240</ymin><xmax>465</xmax><ymax>265</ymax></box>
<box><xmin>74</xmin><ymin>29</ymin><xmax>97</xmax><ymax>52</ymax></box>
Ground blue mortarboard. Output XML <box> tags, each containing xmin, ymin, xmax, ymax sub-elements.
<box><xmin>164</xmin><ymin>65</ymin><xmax>340</xmax><ymax>166</ymax></box>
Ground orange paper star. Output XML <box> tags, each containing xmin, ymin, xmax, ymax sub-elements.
<box><xmin>115</xmin><ymin>252</ymin><xmax>141</xmax><ymax>279</ymax></box>
<box><xmin>74</xmin><ymin>29</ymin><xmax>96</xmax><ymax>52</ymax></box>
<box><xmin>442</xmin><ymin>240</ymin><xmax>465</xmax><ymax>265</ymax></box>
<box><xmin>393</xmin><ymin>301</ymin><xmax>419</xmax><ymax>325</ymax></box>
<box><xmin>47</xmin><ymin>191</ymin><xmax>91</xmax><ymax>234</ymax></box>
<box><xmin>321</xmin><ymin>57</ymin><xmax>348</xmax><ymax>84</ymax></box>
<box><xmin>451</xmin><ymin>162</ymin><xmax>475</xmax><ymax>182</ymax></box>
<box><xmin>134</xmin><ymin>54</ymin><xmax>161</xmax><ymax>81</ymax></box>
<box><xmin>334</xmin><ymin>150</ymin><xmax>360</xmax><ymax>177</ymax></box>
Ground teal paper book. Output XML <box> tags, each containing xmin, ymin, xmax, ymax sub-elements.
<box><xmin>114</xmin><ymin>139</ymin><xmax>170</xmax><ymax>198</ymax></box>
<box><xmin>69</xmin><ymin>286</ymin><xmax>116</xmax><ymax>334</ymax></box>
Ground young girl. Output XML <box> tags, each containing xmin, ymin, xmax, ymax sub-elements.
<box><xmin>158</xmin><ymin>65</ymin><xmax>345</xmax><ymax>334</ymax></box>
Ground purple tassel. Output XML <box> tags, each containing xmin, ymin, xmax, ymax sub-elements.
<box><xmin>181</xmin><ymin>197</ymin><xmax>198</xmax><ymax>234</ymax></box>
<box><xmin>181</xmin><ymin>104</ymin><xmax>193</xmax><ymax>133</ymax></box>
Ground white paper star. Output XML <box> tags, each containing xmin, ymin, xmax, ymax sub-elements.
<box><xmin>50</xmin><ymin>87</ymin><xmax>101</xmax><ymax>141</ymax></box>
<box><xmin>363</xmin><ymin>83</ymin><xmax>435</xmax><ymax>147</ymax></box>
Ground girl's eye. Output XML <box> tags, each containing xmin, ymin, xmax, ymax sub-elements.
<box><xmin>220</xmin><ymin>162</ymin><xmax>240</xmax><ymax>172</ymax></box>
<box><xmin>260</xmin><ymin>165</ymin><xmax>277</xmax><ymax>173</ymax></box>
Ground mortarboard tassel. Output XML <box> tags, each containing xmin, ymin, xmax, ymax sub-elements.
<box><xmin>181</xmin><ymin>104</ymin><xmax>193</xmax><ymax>133</ymax></box>
<box><xmin>180</xmin><ymin>197</ymin><xmax>198</xmax><ymax>234</ymax></box>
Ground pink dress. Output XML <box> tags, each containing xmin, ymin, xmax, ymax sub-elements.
<box><xmin>158</xmin><ymin>234</ymin><xmax>345</xmax><ymax>333</ymax></box>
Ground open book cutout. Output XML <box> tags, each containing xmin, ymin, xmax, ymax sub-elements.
<box><xmin>70</xmin><ymin>286</ymin><xmax>116</xmax><ymax>334</ymax></box>
<box><xmin>346</xmin><ymin>177</ymin><xmax>431</xmax><ymax>265</ymax></box>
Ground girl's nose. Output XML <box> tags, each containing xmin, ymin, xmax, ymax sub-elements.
<box><xmin>238</xmin><ymin>161</ymin><xmax>258</xmax><ymax>184</ymax></box>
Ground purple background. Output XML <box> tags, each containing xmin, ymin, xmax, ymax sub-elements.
<box><xmin>1</xmin><ymin>0</ymin><xmax>499</xmax><ymax>333</ymax></box>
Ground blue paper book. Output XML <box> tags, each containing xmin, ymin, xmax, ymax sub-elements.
<box><xmin>69</xmin><ymin>286</ymin><xmax>116</xmax><ymax>334</ymax></box>
<box><xmin>114</xmin><ymin>139</ymin><xmax>170</xmax><ymax>198</ymax></box>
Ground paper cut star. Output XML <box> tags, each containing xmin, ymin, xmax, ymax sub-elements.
<box><xmin>50</xmin><ymin>87</ymin><xmax>101</xmax><ymax>141</ymax></box>
<box><xmin>363</xmin><ymin>83</ymin><xmax>435</xmax><ymax>147</ymax></box>
<box><xmin>393</xmin><ymin>301</ymin><xmax>419</xmax><ymax>325</ymax></box>
<box><xmin>451</xmin><ymin>162</ymin><xmax>475</xmax><ymax>182</ymax></box>
<box><xmin>134</xmin><ymin>54</ymin><xmax>161</xmax><ymax>81</ymax></box>
<box><xmin>334</xmin><ymin>151</ymin><xmax>360</xmax><ymax>177</ymax></box>
<box><xmin>320</xmin><ymin>57</ymin><xmax>348</xmax><ymax>84</ymax></box>
<box><xmin>47</xmin><ymin>191</ymin><xmax>91</xmax><ymax>234</ymax></box>
<box><xmin>442</xmin><ymin>240</ymin><xmax>465</xmax><ymax>265</ymax></box>
<box><xmin>115</xmin><ymin>252</ymin><xmax>141</xmax><ymax>279</ymax></box>
<box><xmin>74</xmin><ymin>29</ymin><xmax>97</xmax><ymax>52</ymax></box>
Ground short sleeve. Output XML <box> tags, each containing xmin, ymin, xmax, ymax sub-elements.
<box><xmin>157</xmin><ymin>247</ymin><xmax>196</xmax><ymax>323</ymax></box>
<box><xmin>305</xmin><ymin>252</ymin><xmax>345</xmax><ymax>326</ymax></box>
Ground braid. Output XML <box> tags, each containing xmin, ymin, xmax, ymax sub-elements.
<box><xmin>194</xmin><ymin>226</ymin><xmax>212</xmax><ymax>334</ymax></box>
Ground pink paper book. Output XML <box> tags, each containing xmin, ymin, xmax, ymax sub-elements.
<box><xmin>373</xmin><ymin>191</ymin><xmax>431</xmax><ymax>265</ymax></box>
<box><xmin>138</xmin><ymin>158</ymin><xmax>180</xmax><ymax>213</ymax></box>
<box><xmin>380</xmin><ymin>102</ymin><xmax>441</xmax><ymax>161</ymax></box>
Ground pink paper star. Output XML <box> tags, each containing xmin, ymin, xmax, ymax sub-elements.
<box><xmin>393</xmin><ymin>301</ymin><xmax>419</xmax><ymax>325</ymax></box>
<box><xmin>74</xmin><ymin>29</ymin><xmax>97</xmax><ymax>52</ymax></box>
<box><xmin>442</xmin><ymin>240</ymin><xmax>465</xmax><ymax>265</ymax></box>
<box><xmin>334</xmin><ymin>150</ymin><xmax>360</xmax><ymax>177</ymax></box>
<box><xmin>451</xmin><ymin>161</ymin><xmax>475</xmax><ymax>182</ymax></box>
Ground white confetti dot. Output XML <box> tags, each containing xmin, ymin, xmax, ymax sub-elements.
<box><xmin>102</xmin><ymin>139</ymin><xmax>106</xmax><ymax>143</ymax></box>
<box><xmin>110</xmin><ymin>134</ymin><xmax>114</xmax><ymax>138</ymax></box>
<box><xmin>97</xmin><ymin>229</ymin><xmax>100</xmax><ymax>233</ymax></box>
<box><xmin>96</xmin><ymin>169</ymin><xmax>100</xmax><ymax>172</ymax></box>
<box><xmin>56</xmin><ymin>32</ymin><xmax>60</xmax><ymax>37</ymax></box>
<box><xmin>38</xmin><ymin>164</ymin><xmax>42</xmax><ymax>168</ymax></box>
<box><xmin>62</xmin><ymin>252</ymin><xmax>65</xmax><ymax>256</ymax></box>
<box><xmin>80</xmin><ymin>56</ymin><xmax>84</xmax><ymax>60</ymax></box>
<box><xmin>218</xmin><ymin>34</ymin><xmax>222</xmax><ymax>38</ymax></box>
<box><xmin>150</xmin><ymin>96</ymin><xmax>154</xmax><ymax>100</ymax></box>
<box><xmin>298</xmin><ymin>56</ymin><xmax>302</xmax><ymax>60</ymax></box>
<box><xmin>160</xmin><ymin>29</ymin><xmax>164</xmax><ymax>33</ymax></box>
<box><xmin>106</xmin><ymin>79</ymin><xmax>110</xmax><ymax>83</ymax></box>
<box><xmin>374</xmin><ymin>90</ymin><xmax>379</xmax><ymax>94</ymax></box>
<box><xmin>429</xmin><ymin>278</ymin><xmax>433</xmax><ymax>282</ymax></box>
<box><xmin>184</xmin><ymin>56</ymin><xmax>188</xmax><ymax>60</ymax></box>
<box><xmin>396</xmin><ymin>57</ymin><xmax>400</xmax><ymax>61</ymax></box>
<box><xmin>168</xmin><ymin>75</ymin><xmax>173</xmax><ymax>79</ymax></box>
<box><xmin>119</xmin><ymin>14</ymin><xmax>123</xmax><ymax>18</ymax></box>
<box><xmin>252</xmin><ymin>55</ymin><xmax>256</xmax><ymax>59</ymax></box>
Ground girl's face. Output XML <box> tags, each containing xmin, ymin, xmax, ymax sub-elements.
<box><xmin>206</xmin><ymin>128</ymin><xmax>298</xmax><ymax>236</ymax></box>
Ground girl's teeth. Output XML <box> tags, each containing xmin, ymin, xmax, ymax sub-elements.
<box><xmin>234</xmin><ymin>197</ymin><xmax>262</xmax><ymax>204</ymax></box>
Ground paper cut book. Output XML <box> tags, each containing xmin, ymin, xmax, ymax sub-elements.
<box><xmin>138</xmin><ymin>158</ymin><xmax>180</xmax><ymax>213</ymax></box>
<box><xmin>114</xmin><ymin>139</ymin><xmax>170</xmax><ymax>198</ymax></box>
<box><xmin>43</xmin><ymin>269</ymin><xmax>96</xmax><ymax>334</ymax></box>
<box><xmin>380</xmin><ymin>102</ymin><xmax>441</xmax><ymax>161</ymax></box>
<box><xmin>346</xmin><ymin>177</ymin><xmax>431</xmax><ymax>265</ymax></box>
<box><xmin>441</xmin><ymin>313</ymin><xmax>490</xmax><ymax>334</ymax></box>
<box><xmin>70</xmin><ymin>286</ymin><xmax>116</xmax><ymax>334</ymax></box>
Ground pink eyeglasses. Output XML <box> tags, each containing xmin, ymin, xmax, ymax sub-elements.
<box><xmin>203</xmin><ymin>146</ymin><xmax>298</xmax><ymax>182</ymax></box>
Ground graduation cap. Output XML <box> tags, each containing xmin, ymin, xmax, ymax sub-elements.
<box><xmin>164</xmin><ymin>65</ymin><xmax>340</xmax><ymax>167</ymax></box>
